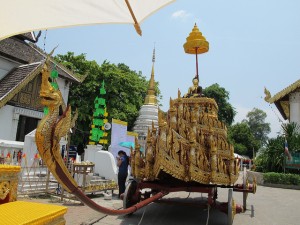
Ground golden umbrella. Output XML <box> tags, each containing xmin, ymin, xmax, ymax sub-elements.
<box><xmin>183</xmin><ymin>23</ymin><xmax>209</xmax><ymax>80</ymax></box>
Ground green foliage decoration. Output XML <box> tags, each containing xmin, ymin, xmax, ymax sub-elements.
<box><xmin>89</xmin><ymin>81</ymin><xmax>109</xmax><ymax>145</ymax></box>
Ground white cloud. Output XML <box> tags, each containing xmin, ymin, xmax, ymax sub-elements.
<box><xmin>171</xmin><ymin>10</ymin><xmax>192</xmax><ymax>20</ymax></box>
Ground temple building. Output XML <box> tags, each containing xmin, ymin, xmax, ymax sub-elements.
<box><xmin>264</xmin><ymin>80</ymin><xmax>300</xmax><ymax>124</ymax></box>
<box><xmin>0</xmin><ymin>32</ymin><xmax>81</xmax><ymax>142</ymax></box>
<box><xmin>133</xmin><ymin>49</ymin><xmax>159</xmax><ymax>149</ymax></box>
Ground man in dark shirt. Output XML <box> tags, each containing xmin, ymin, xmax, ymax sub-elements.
<box><xmin>117</xmin><ymin>150</ymin><xmax>129</xmax><ymax>198</ymax></box>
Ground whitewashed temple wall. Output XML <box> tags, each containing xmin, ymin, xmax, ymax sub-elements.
<box><xmin>289</xmin><ymin>92</ymin><xmax>300</xmax><ymax>124</ymax></box>
<box><xmin>0</xmin><ymin>105</ymin><xmax>14</xmax><ymax>140</ymax></box>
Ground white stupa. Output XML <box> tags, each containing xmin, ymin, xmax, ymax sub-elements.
<box><xmin>133</xmin><ymin>48</ymin><xmax>159</xmax><ymax>148</ymax></box>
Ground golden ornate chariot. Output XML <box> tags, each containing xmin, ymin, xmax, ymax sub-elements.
<box><xmin>131</xmin><ymin>24</ymin><xmax>239</xmax><ymax>186</ymax></box>
<box><xmin>35</xmin><ymin>24</ymin><xmax>256</xmax><ymax>224</ymax></box>
<box><xmin>131</xmin><ymin>91</ymin><xmax>239</xmax><ymax>186</ymax></box>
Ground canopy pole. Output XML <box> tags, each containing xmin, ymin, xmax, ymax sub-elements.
<box><xmin>195</xmin><ymin>47</ymin><xmax>199</xmax><ymax>80</ymax></box>
<box><xmin>125</xmin><ymin>0</ymin><xmax>142</xmax><ymax>36</ymax></box>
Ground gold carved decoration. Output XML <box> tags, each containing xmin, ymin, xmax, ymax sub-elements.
<box><xmin>130</xmin><ymin>78</ymin><xmax>240</xmax><ymax>185</ymax></box>
<box><xmin>280</xmin><ymin>101</ymin><xmax>290</xmax><ymax>119</ymax></box>
<box><xmin>0</xmin><ymin>181</ymin><xmax>10</xmax><ymax>200</ymax></box>
<box><xmin>8</xmin><ymin>75</ymin><xmax>44</xmax><ymax>111</ymax></box>
<box><xmin>0</xmin><ymin>165</ymin><xmax>21</xmax><ymax>202</ymax></box>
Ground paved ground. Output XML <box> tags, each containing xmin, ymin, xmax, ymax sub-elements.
<box><xmin>92</xmin><ymin>185</ymin><xmax>300</xmax><ymax>225</ymax></box>
<box><xmin>19</xmin><ymin>174</ymin><xmax>300</xmax><ymax>225</ymax></box>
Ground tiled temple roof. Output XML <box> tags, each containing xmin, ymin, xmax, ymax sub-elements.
<box><xmin>0</xmin><ymin>62</ymin><xmax>43</xmax><ymax>108</ymax></box>
<box><xmin>266</xmin><ymin>80</ymin><xmax>300</xmax><ymax>120</ymax></box>
<box><xmin>0</xmin><ymin>34</ymin><xmax>85</xmax><ymax>109</ymax></box>
<box><xmin>0</xmin><ymin>37</ymin><xmax>81</xmax><ymax>83</ymax></box>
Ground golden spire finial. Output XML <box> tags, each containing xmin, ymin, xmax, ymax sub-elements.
<box><xmin>144</xmin><ymin>46</ymin><xmax>157</xmax><ymax>105</ymax></box>
<box><xmin>178</xmin><ymin>88</ymin><xmax>181</xmax><ymax>99</ymax></box>
<box><xmin>152</xmin><ymin>45</ymin><xmax>155</xmax><ymax>63</ymax></box>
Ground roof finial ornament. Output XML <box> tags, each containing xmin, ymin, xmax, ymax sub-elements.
<box><xmin>264</xmin><ymin>87</ymin><xmax>271</xmax><ymax>103</ymax></box>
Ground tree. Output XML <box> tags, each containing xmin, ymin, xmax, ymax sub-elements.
<box><xmin>228</xmin><ymin>122</ymin><xmax>259</xmax><ymax>157</ymax></box>
<box><xmin>55</xmin><ymin>52</ymin><xmax>162</xmax><ymax>145</ymax></box>
<box><xmin>244</xmin><ymin>108</ymin><xmax>271</xmax><ymax>147</ymax></box>
<box><xmin>255</xmin><ymin>136</ymin><xmax>285</xmax><ymax>173</ymax></box>
<box><xmin>282</xmin><ymin>122</ymin><xmax>300</xmax><ymax>153</ymax></box>
<box><xmin>255</xmin><ymin>123</ymin><xmax>300</xmax><ymax>173</ymax></box>
<box><xmin>203</xmin><ymin>83</ymin><xmax>236</xmax><ymax>126</ymax></box>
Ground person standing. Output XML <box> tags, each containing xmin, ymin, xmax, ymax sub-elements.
<box><xmin>117</xmin><ymin>150</ymin><xmax>129</xmax><ymax>198</ymax></box>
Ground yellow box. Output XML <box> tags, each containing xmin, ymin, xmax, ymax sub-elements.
<box><xmin>0</xmin><ymin>201</ymin><xmax>67</xmax><ymax>225</ymax></box>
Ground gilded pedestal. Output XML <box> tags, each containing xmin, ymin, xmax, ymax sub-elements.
<box><xmin>0</xmin><ymin>165</ymin><xmax>21</xmax><ymax>204</ymax></box>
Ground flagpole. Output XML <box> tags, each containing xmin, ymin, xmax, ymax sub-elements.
<box><xmin>283</xmin><ymin>154</ymin><xmax>286</xmax><ymax>173</ymax></box>
<box><xmin>283</xmin><ymin>138</ymin><xmax>286</xmax><ymax>173</ymax></box>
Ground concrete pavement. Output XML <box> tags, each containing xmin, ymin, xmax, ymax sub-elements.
<box><xmin>92</xmin><ymin>185</ymin><xmax>300</xmax><ymax>225</ymax></box>
<box><xmin>18</xmin><ymin>175</ymin><xmax>300</xmax><ymax>225</ymax></box>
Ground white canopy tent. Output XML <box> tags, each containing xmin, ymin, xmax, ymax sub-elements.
<box><xmin>0</xmin><ymin>0</ymin><xmax>175</xmax><ymax>40</ymax></box>
<box><xmin>234</xmin><ymin>153</ymin><xmax>245</xmax><ymax>159</ymax></box>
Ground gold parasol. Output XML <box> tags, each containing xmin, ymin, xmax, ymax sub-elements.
<box><xmin>183</xmin><ymin>23</ymin><xmax>209</xmax><ymax>80</ymax></box>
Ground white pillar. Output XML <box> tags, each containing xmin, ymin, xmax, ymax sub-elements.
<box><xmin>11</xmin><ymin>112</ymin><xmax>20</xmax><ymax>140</ymax></box>
<box><xmin>289</xmin><ymin>92</ymin><xmax>300</xmax><ymax>124</ymax></box>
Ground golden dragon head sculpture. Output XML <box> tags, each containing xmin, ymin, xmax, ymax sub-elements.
<box><xmin>40</xmin><ymin>62</ymin><xmax>61</xmax><ymax>108</ymax></box>
<box><xmin>36</xmin><ymin>58</ymin><xmax>77</xmax><ymax>193</ymax></box>
<box><xmin>35</xmin><ymin>58</ymin><xmax>144</xmax><ymax>216</ymax></box>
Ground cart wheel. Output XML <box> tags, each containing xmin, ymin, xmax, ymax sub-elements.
<box><xmin>243</xmin><ymin>167</ymin><xmax>248</xmax><ymax>210</ymax></box>
<box><xmin>123</xmin><ymin>180</ymin><xmax>138</xmax><ymax>210</ymax></box>
<box><xmin>227</xmin><ymin>188</ymin><xmax>233</xmax><ymax>225</ymax></box>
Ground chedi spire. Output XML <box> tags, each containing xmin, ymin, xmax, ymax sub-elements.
<box><xmin>144</xmin><ymin>47</ymin><xmax>157</xmax><ymax>105</ymax></box>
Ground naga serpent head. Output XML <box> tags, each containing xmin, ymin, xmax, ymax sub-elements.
<box><xmin>40</xmin><ymin>62</ymin><xmax>61</xmax><ymax>108</ymax></box>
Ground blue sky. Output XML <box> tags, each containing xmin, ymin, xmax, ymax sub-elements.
<box><xmin>38</xmin><ymin>0</ymin><xmax>300</xmax><ymax>137</ymax></box>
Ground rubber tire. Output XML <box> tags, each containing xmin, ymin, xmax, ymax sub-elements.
<box><xmin>123</xmin><ymin>180</ymin><xmax>138</xmax><ymax>210</ymax></box>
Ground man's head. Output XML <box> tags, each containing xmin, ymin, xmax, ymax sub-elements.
<box><xmin>118</xmin><ymin>150</ymin><xmax>126</xmax><ymax>157</ymax></box>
